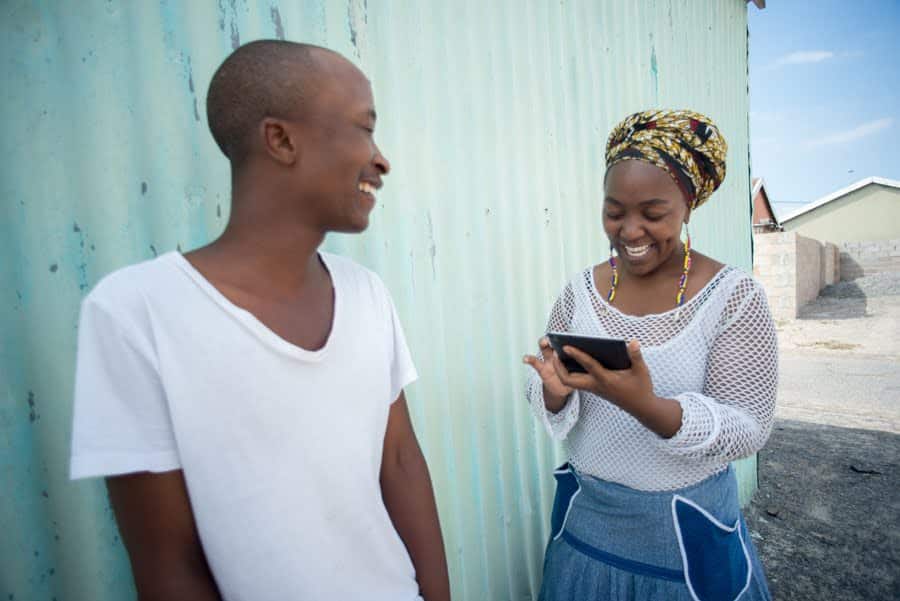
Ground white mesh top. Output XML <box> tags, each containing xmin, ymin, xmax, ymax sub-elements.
<box><xmin>527</xmin><ymin>265</ymin><xmax>778</xmax><ymax>491</ymax></box>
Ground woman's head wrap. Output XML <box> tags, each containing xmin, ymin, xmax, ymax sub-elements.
<box><xmin>605</xmin><ymin>109</ymin><xmax>727</xmax><ymax>209</ymax></box>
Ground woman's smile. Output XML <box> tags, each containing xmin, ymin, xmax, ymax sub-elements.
<box><xmin>622</xmin><ymin>243</ymin><xmax>653</xmax><ymax>259</ymax></box>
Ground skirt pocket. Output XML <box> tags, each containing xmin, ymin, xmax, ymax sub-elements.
<box><xmin>549</xmin><ymin>463</ymin><xmax>581</xmax><ymax>541</ymax></box>
<box><xmin>671</xmin><ymin>494</ymin><xmax>752</xmax><ymax>601</ymax></box>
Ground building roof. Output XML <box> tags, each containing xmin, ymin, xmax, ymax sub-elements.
<box><xmin>752</xmin><ymin>177</ymin><xmax>766</xmax><ymax>202</ymax></box>
<box><xmin>780</xmin><ymin>177</ymin><xmax>900</xmax><ymax>223</ymax></box>
<box><xmin>751</xmin><ymin>177</ymin><xmax>782</xmax><ymax>230</ymax></box>
<box><xmin>747</xmin><ymin>0</ymin><xmax>766</xmax><ymax>8</ymax></box>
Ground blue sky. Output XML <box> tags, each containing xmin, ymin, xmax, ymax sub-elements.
<box><xmin>749</xmin><ymin>1</ymin><xmax>900</xmax><ymax>218</ymax></box>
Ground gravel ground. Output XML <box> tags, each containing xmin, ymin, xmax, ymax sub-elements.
<box><xmin>746</xmin><ymin>421</ymin><xmax>900</xmax><ymax>600</ymax></box>
<box><xmin>744</xmin><ymin>275</ymin><xmax>900</xmax><ymax>600</ymax></box>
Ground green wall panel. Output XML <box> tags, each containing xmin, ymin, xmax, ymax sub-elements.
<box><xmin>1</xmin><ymin>1</ymin><xmax>753</xmax><ymax>599</ymax></box>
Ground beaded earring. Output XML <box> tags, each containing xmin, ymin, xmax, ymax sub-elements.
<box><xmin>606</xmin><ymin>224</ymin><xmax>693</xmax><ymax>307</ymax></box>
<box><xmin>607</xmin><ymin>243</ymin><xmax>619</xmax><ymax>302</ymax></box>
<box><xmin>675</xmin><ymin>222</ymin><xmax>692</xmax><ymax>306</ymax></box>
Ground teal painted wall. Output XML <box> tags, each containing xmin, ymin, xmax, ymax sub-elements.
<box><xmin>1</xmin><ymin>1</ymin><xmax>753</xmax><ymax>599</ymax></box>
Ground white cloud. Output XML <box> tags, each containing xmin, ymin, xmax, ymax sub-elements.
<box><xmin>775</xmin><ymin>50</ymin><xmax>834</xmax><ymax>66</ymax></box>
<box><xmin>806</xmin><ymin>118</ymin><xmax>894</xmax><ymax>148</ymax></box>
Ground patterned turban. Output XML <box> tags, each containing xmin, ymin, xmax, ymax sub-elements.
<box><xmin>605</xmin><ymin>109</ymin><xmax>727</xmax><ymax>209</ymax></box>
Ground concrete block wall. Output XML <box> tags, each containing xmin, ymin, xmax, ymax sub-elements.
<box><xmin>840</xmin><ymin>238</ymin><xmax>900</xmax><ymax>280</ymax></box>
<box><xmin>753</xmin><ymin>232</ymin><xmax>799</xmax><ymax>320</ymax></box>
<box><xmin>753</xmin><ymin>232</ymin><xmax>841</xmax><ymax>320</ymax></box>
<box><xmin>822</xmin><ymin>243</ymin><xmax>839</xmax><ymax>286</ymax></box>
<box><xmin>796</xmin><ymin>235</ymin><xmax>823</xmax><ymax>308</ymax></box>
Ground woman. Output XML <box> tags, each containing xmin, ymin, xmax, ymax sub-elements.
<box><xmin>523</xmin><ymin>109</ymin><xmax>775</xmax><ymax>601</ymax></box>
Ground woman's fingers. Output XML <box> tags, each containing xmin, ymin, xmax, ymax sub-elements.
<box><xmin>551</xmin><ymin>346</ymin><xmax>614</xmax><ymax>393</ymax></box>
<box><xmin>562</xmin><ymin>345</ymin><xmax>609</xmax><ymax>380</ymax></box>
<box><xmin>551</xmin><ymin>353</ymin><xmax>586</xmax><ymax>387</ymax></box>
<box><xmin>538</xmin><ymin>337</ymin><xmax>554</xmax><ymax>361</ymax></box>
<box><xmin>626</xmin><ymin>339</ymin><xmax>642</xmax><ymax>361</ymax></box>
<box><xmin>549</xmin><ymin>352</ymin><xmax>568</xmax><ymax>379</ymax></box>
<box><xmin>553</xmin><ymin>355</ymin><xmax>596</xmax><ymax>390</ymax></box>
<box><xmin>525</xmin><ymin>352</ymin><xmax>574</xmax><ymax>398</ymax></box>
<box><xmin>523</xmin><ymin>354</ymin><xmax>542</xmax><ymax>373</ymax></box>
<box><xmin>626</xmin><ymin>339</ymin><xmax>648</xmax><ymax>373</ymax></box>
<box><xmin>524</xmin><ymin>353</ymin><xmax>560</xmax><ymax>381</ymax></box>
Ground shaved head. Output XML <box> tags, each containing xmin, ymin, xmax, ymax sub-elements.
<box><xmin>206</xmin><ymin>40</ymin><xmax>349</xmax><ymax>166</ymax></box>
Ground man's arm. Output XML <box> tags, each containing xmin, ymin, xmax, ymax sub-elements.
<box><xmin>106</xmin><ymin>470</ymin><xmax>222</xmax><ymax>601</ymax></box>
<box><xmin>380</xmin><ymin>392</ymin><xmax>451</xmax><ymax>601</ymax></box>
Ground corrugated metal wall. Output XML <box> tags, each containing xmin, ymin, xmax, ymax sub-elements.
<box><xmin>0</xmin><ymin>1</ymin><xmax>753</xmax><ymax>599</ymax></box>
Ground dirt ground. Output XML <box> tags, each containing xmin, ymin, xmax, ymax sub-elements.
<box><xmin>744</xmin><ymin>276</ymin><xmax>900</xmax><ymax>600</ymax></box>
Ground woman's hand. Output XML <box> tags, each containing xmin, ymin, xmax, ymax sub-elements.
<box><xmin>523</xmin><ymin>337</ymin><xmax>574</xmax><ymax>413</ymax></box>
<box><xmin>556</xmin><ymin>340</ymin><xmax>655</xmax><ymax>408</ymax></box>
<box><xmin>554</xmin><ymin>340</ymin><xmax>683</xmax><ymax>438</ymax></box>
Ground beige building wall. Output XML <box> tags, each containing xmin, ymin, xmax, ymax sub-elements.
<box><xmin>782</xmin><ymin>184</ymin><xmax>900</xmax><ymax>244</ymax></box>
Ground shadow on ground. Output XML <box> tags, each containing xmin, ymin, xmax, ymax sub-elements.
<box><xmin>745</xmin><ymin>419</ymin><xmax>900</xmax><ymax>600</ymax></box>
<box><xmin>800</xmin><ymin>281</ymin><xmax>867</xmax><ymax>320</ymax></box>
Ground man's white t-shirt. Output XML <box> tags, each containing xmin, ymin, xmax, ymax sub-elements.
<box><xmin>70</xmin><ymin>251</ymin><xmax>422</xmax><ymax>601</ymax></box>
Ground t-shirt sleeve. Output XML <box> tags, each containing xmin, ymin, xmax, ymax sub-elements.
<box><xmin>70</xmin><ymin>296</ymin><xmax>181</xmax><ymax>479</ymax></box>
<box><xmin>384</xmin><ymin>288</ymin><xmax>418</xmax><ymax>403</ymax></box>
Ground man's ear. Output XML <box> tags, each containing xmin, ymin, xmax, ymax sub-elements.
<box><xmin>261</xmin><ymin>117</ymin><xmax>300</xmax><ymax>166</ymax></box>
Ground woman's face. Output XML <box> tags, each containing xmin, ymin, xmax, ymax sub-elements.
<box><xmin>603</xmin><ymin>160</ymin><xmax>690</xmax><ymax>277</ymax></box>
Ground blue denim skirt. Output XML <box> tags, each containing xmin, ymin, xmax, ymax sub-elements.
<box><xmin>539</xmin><ymin>464</ymin><xmax>771</xmax><ymax>601</ymax></box>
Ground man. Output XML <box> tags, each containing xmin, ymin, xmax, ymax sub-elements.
<box><xmin>70</xmin><ymin>40</ymin><xmax>450</xmax><ymax>600</ymax></box>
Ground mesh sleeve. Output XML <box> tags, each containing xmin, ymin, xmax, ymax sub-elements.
<box><xmin>658</xmin><ymin>278</ymin><xmax>778</xmax><ymax>461</ymax></box>
<box><xmin>525</xmin><ymin>283</ymin><xmax>582</xmax><ymax>440</ymax></box>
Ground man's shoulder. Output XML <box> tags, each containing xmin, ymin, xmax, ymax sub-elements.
<box><xmin>320</xmin><ymin>251</ymin><xmax>375</xmax><ymax>276</ymax></box>
<box><xmin>321</xmin><ymin>251</ymin><xmax>390</xmax><ymax>295</ymax></box>
<box><xmin>83</xmin><ymin>252</ymin><xmax>182</xmax><ymax>317</ymax></box>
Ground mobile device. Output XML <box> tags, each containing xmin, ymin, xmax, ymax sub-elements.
<box><xmin>546</xmin><ymin>332</ymin><xmax>632</xmax><ymax>373</ymax></box>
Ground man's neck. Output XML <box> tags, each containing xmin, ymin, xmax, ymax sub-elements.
<box><xmin>187</xmin><ymin>208</ymin><xmax>328</xmax><ymax>300</ymax></box>
<box><xmin>188</xmin><ymin>164</ymin><xmax>335</xmax><ymax>295</ymax></box>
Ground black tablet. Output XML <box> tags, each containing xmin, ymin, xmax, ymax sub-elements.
<box><xmin>546</xmin><ymin>332</ymin><xmax>632</xmax><ymax>373</ymax></box>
